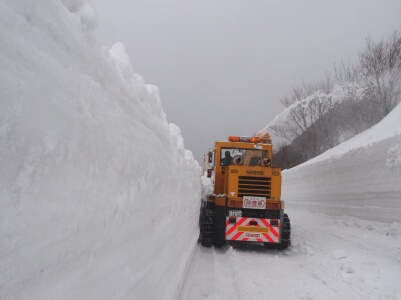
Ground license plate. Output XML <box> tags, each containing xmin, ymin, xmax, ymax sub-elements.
<box><xmin>229</xmin><ymin>210</ymin><xmax>242</xmax><ymax>217</ymax></box>
<box><xmin>243</xmin><ymin>196</ymin><xmax>266</xmax><ymax>209</ymax></box>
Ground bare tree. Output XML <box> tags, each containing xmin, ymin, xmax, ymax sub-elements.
<box><xmin>272</xmin><ymin>29</ymin><xmax>401</xmax><ymax>169</ymax></box>
<box><xmin>333</xmin><ymin>60</ymin><xmax>361</xmax><ymax>85</ymax></box>
<box><xmin>280</xmin><ymin>82</ymin><xmax>316</xmax><ymax>108</ymax></box>
<box><xmin>272</xmin><ymin>89</ymin><xmax>335</xmax><ymax>160</ymax></box>
<box><xmin>360</xmin><ymin>31</ymin><xmax>401</xmax><ymax>114</ymax></box>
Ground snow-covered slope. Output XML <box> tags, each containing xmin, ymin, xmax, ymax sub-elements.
<box><xmin>263</xmin><ymin>83</ymin><xmax>365</xmax><ymax>146</ymax></box>
<box><xmin>282</xmin><ymin>102</ymin><xmax>401</xmax><ymax>222</ymax></box>
<box><xmin>0</xmin><ymin>1</ymin><xmax>200</xmax><ymax>299</ymax></box>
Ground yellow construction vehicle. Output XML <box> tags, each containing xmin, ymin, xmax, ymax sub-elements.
<box><xmin>199</xmin><ymin>133</ymin><xmax>291</xmax><ymax>249</ymax></box>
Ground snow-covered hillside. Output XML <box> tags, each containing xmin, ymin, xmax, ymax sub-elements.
<box><xmin>283</xmin><ymin>102</ymin><xmax>401</xmax><ymax>222</ymax></box>
<box><xmin>0</xmin><ymin>1</ymin><xmax>200</xmax><ymax>299</ymax></box>
<box><xmin>262</xmin><ymin>82</ymin><xmax>367</xmax><ymax>148</ymax></box>
<box><xmin>264</xmin><ymin>83</ymin><xmax>365</xmax><ymax>145</ymax></box>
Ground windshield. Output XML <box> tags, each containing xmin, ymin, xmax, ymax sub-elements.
<box><xmin>220</xmin><ymin>148</ymin><xmax>268</xmax><ymax>166</ymax></box>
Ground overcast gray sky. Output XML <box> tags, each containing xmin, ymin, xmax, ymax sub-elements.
<box><xmin>92</xmin><ymin>0</ymin><xmax>400</xmax><ymax>164</ymax></box>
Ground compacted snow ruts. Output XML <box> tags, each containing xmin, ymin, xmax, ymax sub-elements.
<box><xmin>180</xmin><ymin>210</ymin><xmax>401</xmax><ymax>300</ymax></box>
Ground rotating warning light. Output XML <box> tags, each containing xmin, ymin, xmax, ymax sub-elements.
<box><xmin>228</xmin><ymin>136</ymin><xmax>261</xmax><ymax>143</ymax></box>
<box><xmin>228</xmin><ymin>136</ymin><xmax>241</xmax><ymax>142</ymax></box>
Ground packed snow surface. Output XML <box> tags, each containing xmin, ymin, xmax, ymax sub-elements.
<box><xmin>181</xmin><ymin>103</ymin><xmax>401</xmax><ymax>299</ymax></box>
<box><xmin>0</xmin><ymin>1</ymin><xmax>200</xmax><ymax>299</ymax></box>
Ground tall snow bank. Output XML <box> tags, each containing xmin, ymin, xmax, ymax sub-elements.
<box><xmin>0</xmin><ymin>1</ymin><xmax>200</xmax><ymax>299</ymax></box>
<box><xmin>282</xmin><ymin>103</ymin><xmax>401</xmax><ymax>222</ymax></box>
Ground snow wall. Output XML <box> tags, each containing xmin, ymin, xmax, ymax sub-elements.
<box><xmin>0</xmin><ymin>1</ymin><xmax>201</xmax><ymax>299</ymax></box>
<box><xmin>283</xmin><ymin>102</ymin><xmax>401</xmax><ymax>223</ymax></box>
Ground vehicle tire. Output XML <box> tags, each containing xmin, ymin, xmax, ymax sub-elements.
<box><xmin>263</xmin><ymin>243</ymin><xmax>276</xmax><ymax>249</ymax></box>
<box><xmin>213</xmin><ymin>238</ymin><xmax>225</xmax><ymax>248</ymax></box>
<box><xmin>199</xmin><ymin>208</ymin><xmax>214</xmax><ymax>247</ymax></box>
<box><xmin>264</xmin><ymin>214</ymin><xmax>291</xmax><ymax>250</ymax></box>
<box><xmin>277</xmin><ymin>240</ymin><xmax>289</xmax><ymax>250</ymax></box>
<box><xmin>212</xmin><ymin>206</ymin><xmax>226</xmax><ymax>248</ymax></box>
<box><xmin>278</xmin><ymin>213</ymin><xmax>291</xmax><ymax>250</ymax></box>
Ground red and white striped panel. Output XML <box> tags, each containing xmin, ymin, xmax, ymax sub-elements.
<box><xmin>225</xmin><ymin>217</ymin><xmax>280</xmax><ymax>243</ymax></box>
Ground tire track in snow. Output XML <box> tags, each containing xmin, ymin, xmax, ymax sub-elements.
<box><xmin>179</xmin><ymin>210</ymin><xmax>401</xmax><ymax>299</ymax></box>
<box><xmin>179</xmin><ymin>245</ymin><xmax>241</xmax><ymax>300</ymax></box>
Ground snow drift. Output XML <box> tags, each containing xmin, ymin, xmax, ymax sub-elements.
<box><xmin>0</xmin><ymin>1</ymin><xmax>200</xmax><ymax>299</ymax></box>
<box><xmin>282</xmin><ymin>102</ymin><xmax>401</xmax><ymax>222</ymax></box>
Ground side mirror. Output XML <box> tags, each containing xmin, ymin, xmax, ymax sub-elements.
<box><xmin>208</xmin><ymin>152</ymin><xmax>213</xmax><ymax>164</ymax></box>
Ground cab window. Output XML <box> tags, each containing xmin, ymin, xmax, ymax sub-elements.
<box><xmin>220</xmin><ymin>148</ymin><xmax>268</xmax><ymax>166</ymax></box>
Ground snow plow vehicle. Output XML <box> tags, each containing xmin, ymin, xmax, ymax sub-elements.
<box><xmin>199</xmin><ymin>133</ymin><xmax>291</xmax><ymax>249</ymax></box>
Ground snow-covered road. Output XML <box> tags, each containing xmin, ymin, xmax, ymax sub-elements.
<box><xmin>2</xmin><ymin>1</ymin><xmax>400</xmax><ymax>298</ymax></box>
<box><xmin>179</xmin><ymin>209</ymin><xmax>401</xmax><ymax>300</ymax></box>
<box><xmin>180</xmin><ymin>103</ymin><xmax>401</xmax><ymax>300</ymax></box>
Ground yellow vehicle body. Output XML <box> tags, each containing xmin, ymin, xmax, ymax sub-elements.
<box><xmin>199</xmin><ymin>134</ymin><xmax>291</xmax><ymax>249</ymax></box>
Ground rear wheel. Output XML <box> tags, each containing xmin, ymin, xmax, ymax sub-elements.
<box><xmin>264</xmin><ymin>213</ymin><xmax>291</xmax><ymax>250</ymax></box>
<box><xmin>263</xmin><ymin>243</ymin><xmax>276</xmax><ymax>249</ymax></box>
<box><xmin>213</xmin><ymin>238</ymin><xmax>225</xmax><ymax>248</ymax></box>
<box><xmin>199</xmin><ymin>207</ymin><xmax>214</xmax><ymax>247</ymax></box>
<box><xmin>279</xmin><ymin>213</ymin><xmax>291</xmax><ymax>250</ymax></box>
<box><xmin>277</xmin><ymin>240</ymin><xmax>290</xmax><ymax>250</ymax></box>
<box><xmin>213</xmin><ymin>206</ymin><xmax>226</xmax><ymax>248</ymax></box>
